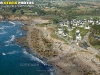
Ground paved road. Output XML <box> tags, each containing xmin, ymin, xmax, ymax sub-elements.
<box><xmin>56</xmin><ymin>31</ymin><xmax>100</xmax><ymax>54</ymax></box>
<box><xmin>82</xmin><ymin>31</ymin><xmax>100</xmax><ymax>54</ymax></box>
<box><xmin>55</xmin><ymin>32</ymin><xmax>87</xmax><ymax>51</ymax></box>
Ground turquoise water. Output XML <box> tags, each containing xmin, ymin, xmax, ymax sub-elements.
<box><xmin>0</xmin><ymin>21</ymin><xmax>54</xmax><ymax>75</ymax></box>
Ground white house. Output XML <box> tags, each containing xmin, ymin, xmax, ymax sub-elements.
<box><xmin>85</xmin><ymin>25</ymin><xmax>90</xmax><ymax>29</ymax></box>
<box><xmin>62</xmin><ymin>32</ymin><xmax>67</xmax><ymax>37</ymax></box>
<box><xmin>78</xmin><ymin>23</ymin><xmax>84</xmax><ymax>27</ymax></box>
<box><xmin>58</xmin><ymin>28</ymin><xmax>63</xmax><ymax>35</ymax></box>
<box><xmin>73</xmin><ymin>22</ymin><xmax>78</xmax><ymax>26</ymax></box>
<box><xmin>76</xmin><ymin>29</ymin><xmax>80</xmax><ymax>33</ymax></box>
<box><xmin>88</xmin><ymin>18</ymin><xmax>94</xmax><ymax>23</ymax></box>
<box><xmin>76</xmin><ymin>29</ymin><xmax>81</xmax><ymax>41</ymax></box>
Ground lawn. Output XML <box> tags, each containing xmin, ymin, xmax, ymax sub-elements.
<box><xmin>89</xmin><ymin>33</ymin><xmax>100</xmax><ymax>50</ymax></box>
<box><xmin>95</xmin><ymin>54</ymin><xmax>100</xmax><ymax>60</ymax></box>
<box><xmin>94</xmin><ymin>45</ymin><xmax>100</xmax><ymax>50</ymax></box>
<box><xmin>71</xmin><ymin>27</ymin><xmax>89</xmax><ymax>39</ymax></box>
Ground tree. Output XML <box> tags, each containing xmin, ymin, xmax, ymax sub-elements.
<box><xmin>12</xmin><ymin>8</ymin><xmax>16</xmax><ymax>13</ymax></box>
<box><xmin>20</xmin><ymin>10</ymin><xmax>24</xmax><ymax>15</ymax></box>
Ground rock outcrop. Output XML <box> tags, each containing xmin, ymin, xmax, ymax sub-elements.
<box><xmin>0</xmin><ymin>15</ymin><xmax>3</xmax><ymax>20</ymax></box>
<box><xmin>29</xmin><ymin>27</ymin><xmax>58</xmax><ymax>58</ymax></box>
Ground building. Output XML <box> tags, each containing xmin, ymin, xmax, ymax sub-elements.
<box><xmin>76</xmin><ymin>29</ymin><xmax>81</xmax><ymax>41</ymax></box>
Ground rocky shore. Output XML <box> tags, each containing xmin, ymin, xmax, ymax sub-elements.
<box><xmin>15</xmin><ymin>20</ymin><xmax>100</xmax><ymax>75</ymax></box>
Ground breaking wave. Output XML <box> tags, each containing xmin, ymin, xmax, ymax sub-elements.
<box><xmin>7</xmin><ymin>51</ymin><xmax>18</xmax><ymax>55</ymax></box>
<box><xmin>10</xmin><ymin>35</ymin><xmax>15</xmax><ymax>42</ymax></box>
<box><xmin>0</xmin><ymin>26</ymin><xmax>5</xmax><ymax>30</ymax></box>
<box><xmin>0</xmin><ymin>30</ymin><xmax>7</xmax><ymax>34</ymax></box>
<box><xmin>9</xmin><ymin>21</ymin><xmax>16</xmax><ymax>26</ymax></box>
<box><xmin>23</xmin><ymin>50</ymin><xmax>46</xmax><ymax>65</ymax></box>
<box><xmin>4</xmin><ymin>35</ymin><xmax>15</xmax><ymax>44</ymax></box>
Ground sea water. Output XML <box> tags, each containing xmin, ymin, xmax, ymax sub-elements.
<box><xmin>0</xmin><ymin>21</ymin><xmax>54</xmax><ymax>75</ymax></box>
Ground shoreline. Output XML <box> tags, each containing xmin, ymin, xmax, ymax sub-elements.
<box><xmin>26</xmin><ymin>25</ymin><xmax>100</xmax><ymax>75</ymax></box>
<box><xmin>8</xmin><ymin>20</ymin><xmax>100</xmax><ymax>75</ymax></box>
<box><xmin>14</xmin><ymin>20</ymin><xmax>58</xmax><ymax>75</ymax></box>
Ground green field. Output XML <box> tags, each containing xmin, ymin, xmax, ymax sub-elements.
<box><xmin>76</xmin><ymin>15</ymin><xmax>100</xmax><ymax>19</ymax></box>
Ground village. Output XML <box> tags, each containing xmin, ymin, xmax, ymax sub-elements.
<box><xmin>57</xmin><ymin>18</ymin><xmax>100</xmax><ymax>45</ymax></box>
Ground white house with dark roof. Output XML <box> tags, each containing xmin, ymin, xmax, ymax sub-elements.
<box><xmin>58</xmin><ymin>28</ymin><xmax>63</xmax><ymax>35</ymax></box>
<box><xmin>88</xmin><ymin>18</ymin><xmax>93</xmax><ymax>23</ymax></box>
<box><xmin>62</xmin><ymin>32</ymin><xmax>67</xmax><ymax>37</ymax></box>
<box><xmin>85</xmin><ymin>25</ymin><xmax>90</xmax><ymax>29</ymax></box>
<box><xmin>76</xmin><ymin>29</ymin><xmax>81</xmax><ymax>41</ymax></box>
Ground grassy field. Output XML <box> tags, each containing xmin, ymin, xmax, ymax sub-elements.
<box><xmin>95</xmin><ymin>54</ymin><xmax>100</xmax><ymax>60</ymax></box>
<box><xmin>89</xmin><ymin>33</ymin><xmax>100</xmax><ymax>50</ymax></box>
<box><xmin>71</xmin><ymin>27</ymin><xmax>89</xmax><ymax>39</ymax></box>
<box><xmin>94</xmin><ymin>45</ymin><xmax>100</xmax><ymax>50</ymax></box>
<box><xmin>76</xmin><ymin>15</ymin><xmax>100</xmax><ymax>19</ymax></box>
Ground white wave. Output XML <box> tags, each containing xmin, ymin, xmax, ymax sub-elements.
<box><xmin>5</xmin><ymin>44</ymin><xmax>10</xmax><ymax>46</ymax></box>
<box><xmin>0</xmin><ymin>26</ymin><xmax>13</xmax><ymax>30</ymax></box>
<box><xmin>2</xmin><ymin>52</ymin><xmax>6</xmax><ymax>56</ymax></box>
<box><xmin>4</xmin><ymin>40</ymin><xmax>11</xmax><ymax>44</ymax></box>
<box><xmin>23</xmin><ymin>50</ymin><xmax>28</xmax><ymax>54</ymax></box>
<box><xmin>50</xmin><ymin>72</ymin><xmax>54</xmax><ymax>75</ymax></box>
<box><xmin>9</xmin><ymin>21</ymin><xmax>16</xmax><ymax>26</ymax></box>
<box><xmin>7</xmin><ymin>51</ymin><xmax>18</xmax><ymax>55</ymax></box>
<box><xmin>10</xmin><ymin>35</ymin><xmax>15</xmax><ymax>42</ymax></box>
<box><xmin>19</xmin><ymin>33</ymin><xmax>22</xmax><ymax>35</ymax></box>
<box><xmin>1</xmin><ymin>21</ymin><xmax>6</xmax><ymax>22</ymax></box>
<box><xmin>0</xmin><ymin>26</ymin><xmax>5</xmax><ymax>30</ymax></box>
<box><xmin>4</xmin><ymin>26</ymin><xmax>13</xmax><ymax>28</ymax></box>
<box><xmin>0</xmin><ymin>30</ymin><xmax>7</xmax><ymax>34</ymax></box>
<box><xmin>23</xmin><ymin>50</ymin><xmax>46</xmax><ymax>65</ymax></box>
<box><xmin>4</xmin><ymin>35</ymin><xmax>15</xmax><ymax>44</ymax></box>
<box><xmin>30</xmin><ymin>55</ymin><xmax>46</xmax><ymax>65</ymax></box>
<box><xmin>16</xmin><ymin>30</ymin><xmax>20</xmax><ymax>34</ymax></box>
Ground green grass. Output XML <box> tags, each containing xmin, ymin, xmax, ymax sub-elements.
<box><xmin>24</xmin><ymin>13</ymin><xmax>37</xmax><ymax>16</ymax></box>
<box><xmin>71</xmin><ymin>27</ymin><xmax>89</xmax><ymax>39</ymax></box>
<box><xmin>89</xmin><ymin>33</ymin><xmax>100</xmax><ymax>50</ymax></box>
<box><xmin>76</xmin><ymin>15</ymin><xmax>100</xmax><ymax>19</ymax></box>
<box><xmin>80</xmin><ymin>27</ymin><xmax>89</xmax><ymax>38</ymax></box>
<box><xmin>94</xmin><ymin>45</ymin><xmax>100</xmax><ymax>50</ymax></box>
<box><xmin>95</xmin><ymin>54</ymin><xmax>100</xmax><ymax>60</ymax></box>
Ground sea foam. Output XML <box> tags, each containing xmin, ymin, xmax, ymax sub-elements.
<box><xmin>9</xmin><ymin>21</ymin><xmax>16</xmax><ymax>26</ymax></box>
<box><xmin>0</xmin><ymin>26</ymin><xmax>5</xmax><ymax>30</ymax></box>
<box><xmin>10</xmin><ymin>35</ymin><xmax>15</xmax><ymax>42</ymax></box>
<box><xmin>23</xmin><ymin>50</ymin><xmax>46</xmax><ymax>65</ymax></box>
<box><xmin>7</xmin><ymin>51</ymin><xmax>18</xmax><ymax>55</ymax></box>
<box><xmin>30</xmin><ymin>54</ymin><xmax>46</xmax><ymax>65</ymax></box>
<box><xmin>4</xmin><ymin>35</ymin><xmax>15</xmax><ymax>44</ymax></box>
<box><xmin>0</xmin><ymin>30</ymin><xmax>7</xmax><ymax>34</ymax></box>
<box><xmin>2</xmin><ymin>52</ymin><xmax>6</xmax><ymax>56</ymax></box>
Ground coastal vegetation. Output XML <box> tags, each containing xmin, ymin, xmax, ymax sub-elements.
<box><xmin>89</xmin><ymin>25</ymin><xmax>100</xmax><ymax>50</ymax></box>
<box><xmin>3</xmin><ymin>1</ymin><xmax>100</xmax><ymax>75</ymax></box>
<box><xmin>0</xmin><ymin>1</ymin><xmax>100</xmax><ymax>50</ymax></box>
<box><xmin>95</xmin><ymin>54</ymin><xmax>100</xmax><ymax>60</ymax></box>
<box><xmin>30</xmin><ymin>27</ymin><xmax>58</xmax><ymax>58</ymax></box>
<box><xmin>89</xmin><ymin>33</ymin><xmax>100</xmax><ymax>50</ymax></box>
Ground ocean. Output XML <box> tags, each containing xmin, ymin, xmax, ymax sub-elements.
<box><xmin>0</xmin><ymin>21</ymin><xmax>54</xmax><ymax>75</ymax></box>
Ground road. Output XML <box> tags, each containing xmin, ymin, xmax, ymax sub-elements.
<box><xmin>56</xmin><ymin>31</ymin><xmax>100</xmax><ymax>54</ymax></box>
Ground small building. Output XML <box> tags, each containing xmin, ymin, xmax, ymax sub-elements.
<box><xmin>85</xmin><ymin>25</ymin><xmax>90</xmax><ymax>29</ymax></box>
<box><xmin>58</xmin><ymin>28</ymin><xmax>63</xmax><ymax>35</ymax></box>
<box><xmin>88</xmin><ymin>18</ymin><xmax>94</xmax><ymax>23</ymax></box>
<box><xmin>76</xmin><ymin>29</ymin><xmax>81</xmax><ymax>41</ymax></box>
<box><xmin>63</xmin><ymin>32</ymin><xmax>67</xmax><ymax>37</ymax></box>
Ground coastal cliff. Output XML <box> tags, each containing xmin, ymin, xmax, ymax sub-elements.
<box><xmin>27</xmin><ymin>26</ymin><xmax>58</xmax><ymax>58</ymax></box>
<box><xmin>15</xmin><ymin>21</ymin><xmax>100</xmax><ymax>75</ymax></box>
<box><xmin>0</xmin><ymin>15</ymin><xmax>31</xmax><ymax>21</ymax></box>
<box><xmin>16</xmin><ymin>26</ymin><xmax>58</xmax><ymax>58</ymax></box>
